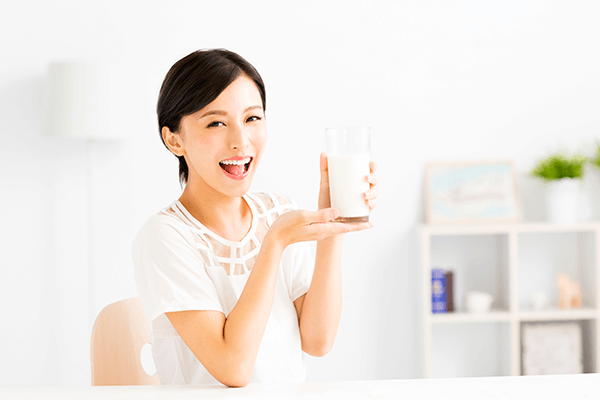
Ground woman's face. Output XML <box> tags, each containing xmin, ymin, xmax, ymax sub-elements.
<box><xmin>175</xmin><ymin>75</ymin><xmax>267</xmax><ymax>198</ymax></box>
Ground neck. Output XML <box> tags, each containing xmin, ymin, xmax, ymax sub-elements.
<box><xmin>178</xmin><ymin>178</ymin><xmax>251</xmax><ymax>242</ymax></box>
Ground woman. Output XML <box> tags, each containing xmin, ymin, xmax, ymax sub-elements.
<box><xmin>133</xmin><ymin>49</ymin><xmax>379</xmax><ymax>387</ymax></box>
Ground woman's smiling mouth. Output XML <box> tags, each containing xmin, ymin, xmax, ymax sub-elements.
<box><xmin>219</xmin><ymin>156</ymin><xmax>252</xmax><ymax>180</ymax></box>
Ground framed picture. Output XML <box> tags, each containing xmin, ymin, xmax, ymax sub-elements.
<box><xmin>521</xmin><ymin>322</ymin><xmax>583</xmax><ymax>375</ymax></box>
<box><xmin>424</xmin><ymin>160</ymin><xmax>521</xmax><ymax>225</ymax></box>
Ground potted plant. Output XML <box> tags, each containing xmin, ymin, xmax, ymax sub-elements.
<box><xmin>591</xmin><ymin>144</ymin><xmax>600</xmax><ymax>171</ymax></box>
<box><xmin>588</xmin><ymin>144</ymin><xmax>600</xmax><ymax>220</ymax></box>
<box><xmin>530</xmin><ymin>152</ymin><xmax>587</xmax><ymax>223</ymax></box>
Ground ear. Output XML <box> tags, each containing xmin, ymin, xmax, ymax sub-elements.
<box><xmin>162</xmin><ymin>126</ymin><xmax>185</xmax><ymax>156</ymax></box>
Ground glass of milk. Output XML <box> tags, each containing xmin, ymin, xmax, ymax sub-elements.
<box><xmin>325</xmin><ymin>127</ymin><xmax>371</xmax><ymax>223</ymax></box>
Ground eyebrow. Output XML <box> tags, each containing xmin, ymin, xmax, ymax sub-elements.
<box><xmin>199</xmin><ymin>105</ymin><xmax>263</xmax><ymax>119</ymax></box>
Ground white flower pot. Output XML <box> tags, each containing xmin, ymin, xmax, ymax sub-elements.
<box><xmin>586</xmin><ymin>165</ymin><xmax>600</xmax><ymax>220</ymax></box>
<box><xmin>546</xmin><ymin>178</ymin><xmax>582</xmax><ymax>223</ymax></box>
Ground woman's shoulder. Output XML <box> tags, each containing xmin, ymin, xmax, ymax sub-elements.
<box><xmin>134</xmin><ymin>203</ymin><xmax>196</xmax><ymax>247</ymax></box>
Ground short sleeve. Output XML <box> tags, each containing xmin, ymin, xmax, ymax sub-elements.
<box><xmin>282</xmin><ymin>241</ymin><xmax>315</xmax><ymax>301</ymax></box>
<box><xmin>262</xmin><ymin>192</ymin><xmax>314</xmax><ymax>301</ymax></box>
<box><xmin>132</xmin><ymin>214</ymin><xmax>224</xmax><ymax>324</ymax></box>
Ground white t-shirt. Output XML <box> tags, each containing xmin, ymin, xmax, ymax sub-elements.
<box><xmin>132</xmin><ymin>192</ymin><xmax>314</xmax><ymax>385</ymax></box>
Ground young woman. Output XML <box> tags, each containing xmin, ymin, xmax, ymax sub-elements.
<box><xmin>133</xmin><ymin>49</ymin><xmax>379</xmax><ymax>387</ymax></box>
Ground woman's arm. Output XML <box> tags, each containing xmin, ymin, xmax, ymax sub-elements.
<box><xmin>294</xmin><ymin>234</ymin><xmax>344</xmax><ymax>356</ymax></box>
<box><xmin>166</xmin><ymin>209</ymin><xmax>371</xmax><ymax>387</ymax></box>
<box><xmin>295</xmin><ymin>154</ymin><xmax>378</xmax><ymax>356</ymax></box>
<box><xmin>166</xmin><ymin>232</ymin><xmax>283</xmax><ymax>387</ymax></box>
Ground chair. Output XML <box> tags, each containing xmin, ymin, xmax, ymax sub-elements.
<box><xmin>90</xmin><ymin>297</ymin><xmax>160</xmax><ymax>385</ymax></box>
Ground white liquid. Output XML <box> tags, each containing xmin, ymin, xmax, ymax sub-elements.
<box><xmin>327</xmin><ymin>153</ymin><xmax>371</xmax><ymax>218</ymax></box>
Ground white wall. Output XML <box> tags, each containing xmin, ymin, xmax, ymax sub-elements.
<box><xmin>1</xmin><ymin>0</ymin><xmax>599</xmax><ymax>386</ymax></box>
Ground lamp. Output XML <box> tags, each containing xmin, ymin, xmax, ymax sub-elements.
<box><xmin>43</xmin><ymin>61</ymin><xmax>116</xmax><ymax>332</ymax></box>
<box><xmin>44</xmin><ymin>61</ymin><xmax>112</xmax><ymax>140</ymax></box>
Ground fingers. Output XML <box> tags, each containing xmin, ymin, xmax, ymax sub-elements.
<box><xmin>366</xmin><ymin>199</ymin><xmax>377</xmax><ymax>211</ymax></box>
<box><xmin>365</xmin><ymin>173</ymin><xmax>379</xmax><ymax>187</ymax></box>
<box><xmin>319</xmin><ymin>153</ymin><xmax>330</xmax><ymax>188</ymax></box>
<box><xmin>301</xmin><ymin>208</ymin><xmax>338</xmax><ymax>225</ymax></box>
<box><xmin>366</xmin><ymin>160</ymin><xmax>379</xmax><ymax>193</ymax></box>
<box><xmin>320</xmin><ymin>152</ymin><xmax>328</xmax><ymax>173</ymax></box>
<box><xmin>363</xmin><ymin>188</ymin><xmax>379</xmax><ymax>201</ymax></box>
<box><xmin>286</xmin><ymin>208</ymin><xmax>372</xmax><ymax>242</ymax></box>
<box><xmin>322</xmin><ymin>220</ymin><xmax>373</xmax><ymax>235</ymax></box>
<box><xmin>318</xmin><ymin>208</ymin><xmax>338</xmax><ymax>223</ymax></box>
<box><xmin>363</xmin><ymin>187</ymin><xmax>379</xmax><ymax>211</ymax></box>
<box><xmin>369</xmin><ymin>160</ymin><xmax>378</xmax><ymax>173</ymax></box>
<box><xmin>310</xmin><ymin>220</ymin><xmax>373</xmax><ymax>238</ymax></box>
<box><xmin>305</xmin><ymin>208</ymin><xmax>372</xmax><ymax>233</ymax></box>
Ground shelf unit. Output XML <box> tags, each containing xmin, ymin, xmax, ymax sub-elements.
<box><xmin>420</xmin><ymin>221</ymin><xmax>600</xmax><ymax>378</ymax></box>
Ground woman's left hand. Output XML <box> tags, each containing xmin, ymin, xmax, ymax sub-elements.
<box><xmin>318</xmin><ymin>152</ymin><xmax>379</xmax><ymax>212</ymax></box>
<box><xmin>364</xmin><ymin>160</ymin><xmax>379</xmax><ymax>212</ymax></box>
<box><xmin>318</xmin><ymin>152</ymin><xmax>332</xmax><ymax>210</ymax></box>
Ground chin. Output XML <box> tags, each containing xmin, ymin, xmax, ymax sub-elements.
<box><xmin>224</xmin><ymin>178</ymin><xmax>254</xmax><ymax>198</ymax></box>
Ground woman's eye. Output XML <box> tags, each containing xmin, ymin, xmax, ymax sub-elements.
<box><xmin>207</xmin><ymin>121</ymin><xmax>224</xmax><ymax>128</ymax></box>
<box><xmin>246</xmin><ymin>116</ymin><xmax>261</xmax><ymax>123</ymax></box>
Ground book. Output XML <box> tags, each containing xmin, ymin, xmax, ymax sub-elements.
<box><xmin>432</xmin><ymin>268</ymin><xmax>446</xmax><ymax>314</ymax></box>
<box><xmin>446</xmin><ymin>270</ymin><xmax>454</xmax><ymax>312</ymax></box>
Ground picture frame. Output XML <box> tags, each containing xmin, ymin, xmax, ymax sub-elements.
<box><xmin>424</xmin><ymin>160</ymin><xmax>521</xmax><ymax>225</ymax></box>
<box><xmin>521</xmin><ymin>322</ymin><xmax>583</xmax><ymax>375</ymax></box>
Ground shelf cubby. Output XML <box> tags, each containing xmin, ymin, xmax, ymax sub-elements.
<box><xmin>420</xmin><ymin>222</ymin><xmax>600</xmax><ymax>378</ymax></box>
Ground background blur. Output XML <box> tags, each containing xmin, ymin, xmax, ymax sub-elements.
<box><xmin>1</xmin><ymin>0</ymin><xmax>600</xmax><ymax>386</ymax></box>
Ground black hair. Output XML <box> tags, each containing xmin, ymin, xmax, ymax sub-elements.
<box><xmin>157</xmin><ymin>49</ymin><xmax>266</xmax><ymax>185</ymax></box>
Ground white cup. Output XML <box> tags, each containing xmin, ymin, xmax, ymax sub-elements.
<box><xmin>325</xmin><ymin>127</ymin><xmax>371</xmax><ymax>223</ymax></box>
<box><xmin>464</xmin><ymin>291</ymin><xmax>494</xmax><ymax>313</ymax></box>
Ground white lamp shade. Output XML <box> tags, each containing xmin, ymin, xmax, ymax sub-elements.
<box><xmin>44</xmin><ymin>62</ymin><xmax>111</xmax><ymax>140</ymax></box>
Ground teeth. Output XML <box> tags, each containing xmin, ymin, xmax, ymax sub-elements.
<box><xmin>220</xmin><ymin>157</ymin><xmax>251</xmax><ymax>166</ymax></box>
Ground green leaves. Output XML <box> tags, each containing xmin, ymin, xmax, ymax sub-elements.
<box><xmin>592</xmin><ymin>144</ymin><xmax>600</xmax><ymax>170</ymax></box>
<box><xmin>530</xmin><ymin>153</ymin><xmax>587</xmax><ymax>181</ymax></box>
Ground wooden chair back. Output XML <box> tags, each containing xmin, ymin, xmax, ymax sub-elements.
<box><xmin>90</xmin><ymin>297</ymin><xmax>160</xmax><ymax>385</ymax></box>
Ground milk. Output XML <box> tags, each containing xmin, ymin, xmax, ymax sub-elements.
<box><xmin>327</xmin><ymin>153</ymin><xmax>371</xmax><ymax>220</ymax></box>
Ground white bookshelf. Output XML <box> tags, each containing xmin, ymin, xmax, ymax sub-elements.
<box><xmin>420</xmin><ymin>222</ymin><xmax>600</xmax><ymax>378</ymax></box>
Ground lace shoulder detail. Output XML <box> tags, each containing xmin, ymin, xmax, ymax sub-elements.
<box><xmin>246</xmin><ymin>192</ymin><xmax>296</xmax><ymax>227</ymax></box>
<box><xmin>157</xmin><ymin>202</ymin><xmax>216</xmax><ymax>251</ymax></box>
<box><xmin>146</xmin><ymin>194</ymin><xmax>299</xmax><ymax>276</ymax></box>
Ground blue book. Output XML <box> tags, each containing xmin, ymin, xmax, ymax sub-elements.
<box><xmin>432</xmin><ymin>269</ymin><xmax>447</xmax><ymax>314</ymax></box>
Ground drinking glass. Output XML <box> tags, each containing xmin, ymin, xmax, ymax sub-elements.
<box><xmin>325</xmin><ymin>127</ymin><xmax>371</xmax><ymax>223</ymax></box>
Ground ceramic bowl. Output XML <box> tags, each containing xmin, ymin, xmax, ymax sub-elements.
<box><xmin>464</xmin><ymin>291</ymin><xmax>494</xmax><ymax>313</ymax></box>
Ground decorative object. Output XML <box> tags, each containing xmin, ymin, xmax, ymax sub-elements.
<box><xmin>464</xmin><ymin>291</ymin><xmax>493</xmax><ymax>313</ymax></box>
<box><xmin>431</xmin><ymin>269</ymin><xmax>446</xmax><ymax>314</ymax></box>
<box><xmin>589</xmin><ymin>143</ymin><xmax>600</xmax><ymax>171</ymax></box>
<box><xmin>530</xmin><ymin>153</ymin><xmax>586</xmax><ymax>223</ymax></box>
<box><xmin>530</xmin><ymin>153</ymin><xmax>587</xmax><ymax>181</ymax></box>
<box><xmin>522</xmin><ymin>322</ymin><xmax>583</xmax><ymax>375</ymax></box>
<box><xmin>546</xmin><ymin>178</ymin><xmax>582</xmax><ymax>223</ymax></box>
<box><xmin>445</xmin><ymin>271</ymin><xmax>454</xmax><ymax>312</ymax></box>
<box><xmin>43</xmin><ymin>61</ymin><xmax>118</xmax><ymax>325</ymax></box>
<box><xmin>586</xmin><ymin>146</ymin><xmax>600</xmax><ymax>220</ymax></box>
<box><xmin>556</xmin><ymin>273</ymin><xmax>582</xmax><ymax>309</ymax></box>
<box><xmin>424</xmin><ymin>160</ymin><xmax>521</xmax><ymax>225</ymax></box>
<box><xmin>421</xmin><ymin>222</ymin><xmax>600</xmax><ymax>378</ymax></box>
<box><xmin>530</xmin><ymin>291</ymin><xmax>550</xmax><ymax>311</ymax></box>
<box><xmin>44</xmin><ymin>61</ymin><xmax>113</xmax><ymax>140</ymax></box>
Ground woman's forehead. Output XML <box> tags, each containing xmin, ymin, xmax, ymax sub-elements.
<box><xmin>201</xmin><ymin>76</ymin><xmax>263</xmax><ymax>113</ymax></box>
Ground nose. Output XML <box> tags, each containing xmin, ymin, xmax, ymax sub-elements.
<box><xmin>229</xmin><ymin>122</ymin><xmax>250</xmax><ymax>151</ymax></box>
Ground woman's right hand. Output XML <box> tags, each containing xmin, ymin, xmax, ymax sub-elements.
<box><xmin>266</xmin><ymin>208</ymin><xmax>372</xmax><ymax>250</ymax></box>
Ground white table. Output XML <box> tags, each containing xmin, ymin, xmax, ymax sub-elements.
<box><xmin>2</xmin><ymin>374</ymin><xmax>599</xmax><ymax>399</ymax></box>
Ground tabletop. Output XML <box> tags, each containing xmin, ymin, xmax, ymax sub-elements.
<box><xmin>2</xmin><ymin>373</ymin><xmax>599</xmax><ymax>399</ymax></box>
